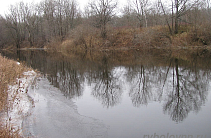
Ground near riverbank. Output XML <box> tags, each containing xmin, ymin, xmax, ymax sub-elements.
<box><xmin>0</xmin><ymin>55</ymin><xmax>37</xmax><ymax>137</ymax></box>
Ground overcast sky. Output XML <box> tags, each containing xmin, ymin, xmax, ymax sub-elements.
<box><xmin>0</xmin><ymin>0</ymin><xmax>40</xmax><ymax>15</ymax></box>
<box><xmin>0</xmin><ymin>0</ymin><xmax>127</xmax><ymax>16</ymax></box>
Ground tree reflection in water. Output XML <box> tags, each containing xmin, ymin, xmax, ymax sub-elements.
<box><xmin>2</xmin><ymin>49</ymin><xmax>211</xmax><ymax>123</ymax></box>
<box><xmin>50</xmin><ymin>61</ymin><xmax>84</xmax><ymax>98</ymax></box>
<box><xmin>127</xmin><ymin>65</ymin><xmax>153</xmax><ymax>107</ymax></box>
<box><xmin>91</xmin><ymin>56</ymin><xmax>123</xmax><ymax>108</ymax></box>
<box><xmin>163</xmin><ymin>58</ymin><xmax>209</xmax><ymax>122</ymax></box>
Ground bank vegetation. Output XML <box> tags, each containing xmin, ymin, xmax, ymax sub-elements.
<box><xmin>0</xmin><ymin>55</ymin><xmax>30</xmax><ymax>137</ymax></box>
<box><xmin>0</xmin><ymin>0</ymin><xmax>211</xmax><ymax>51</ymax></box>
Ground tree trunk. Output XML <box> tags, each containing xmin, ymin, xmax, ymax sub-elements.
<box><xmin>174</xmin><ymin>0</ymin><xmax>179</xmax><ymax>34</ymax></box>
<box><xmin>16</xmin><ymin>30</ymin><xmax>21</xmax><ymax>49</ymax></box>
<box><xmin>175</xmin><ymin>58</ymin><xmax>180</xmax><ymax>94</ymax></box>
<box><xmin>101</xmin><ymin>21</ymin><xmax>107</xmax><ymax>39</ymax></box>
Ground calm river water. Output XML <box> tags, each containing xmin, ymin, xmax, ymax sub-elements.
<box><xmin>1</xmin><ymin>49</ymin><xmax>211</xmax><ymax>138</ymax></box>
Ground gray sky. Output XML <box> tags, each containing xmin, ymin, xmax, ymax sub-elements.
<box><xmin>0</xmin><ymin>0</ymin><xmax>127</xmax><ymax>16</ymax></box>
<box><xmin>0</xmin><ymin>0</ymin><xmax>41</xmax><ymax>15</ymax></box>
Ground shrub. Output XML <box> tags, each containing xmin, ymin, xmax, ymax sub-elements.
<box><xmin>187</xmin><ymin>23</ymin><xmax>211</xmax><ymax>46</ymax></box>
<box><xmin>68</xmin><ymin>24</ymin><xmax>100</xmax><ymax>49</ymax></box>
<box><xmin>133</xmin><ymin>27</ymin><xmax>172</xmax><ymax>48</ymax></box>
<box><xmin>106</xmin><ymin>28</ymin><xmax>135</xmax><ymax>48</ymax></box>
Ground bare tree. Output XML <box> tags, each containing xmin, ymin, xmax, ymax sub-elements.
<box><xmin>42</xmin><ymin>0</ymin><xmax>56</xmax><ymax>41</ymax></box>
<box><xmin>175</xmin><ymin>0</ymin><xmax>201</xmax><ymax>34</ymax></box>
<box><xmin>121</xmin><ymin>1</ymin><xmax>139</xmax><ymax>28</ymax></box>
<box><xmin>5</xmin><ymin>4</ymin><xmax>22</xmax><ymax>49</ymax></box>
<box><xmin>3</xmin><ymin>0</ymin><xmax>80</xmax><ymax>48</ymax></box>
<box><xmin>0</xmin><ymin>16</ymin><xmax>11</xmax><ymax>48</ymax></box>
<box><xmin>63</xmin><ymin>0</ymin><xmax>78</xmax><ymax>33</ymax></box>
<box><xmin>158</xmin><ymin>0</ymin><xmax>200</xmax><ymax>34</ymax></box>
<box><xmin>158</xmin><ymin>0</ymin><xmax>173</xmax><ymax>34</ymax></box>
<box><xmin>19</xmin><ymin>2</ymin><xmax>38</xmax><ymax>46</ymax></box>
<box><xmin>55</xmin><ymin>0</ymin><xmax>78</xmax><ymax>38</ymax></box>
<box><xmin>89</xmin><ymin>0</ymin><xmax>117</xmax><ymax>39</ymax></box>
<box><xmin>133</xmin><ymin>0</ymin><xmax>149</xmax><ymax>28</ymax></box>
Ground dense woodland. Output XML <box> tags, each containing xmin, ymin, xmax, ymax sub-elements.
<box><xmin>0</xmin><ymin>0</ymin><xmax>211</xmax><ymax>49</ymax></box>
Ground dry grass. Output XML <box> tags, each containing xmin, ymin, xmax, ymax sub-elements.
<box><xmin>0</xmin><ymin>54</ymin><xmax>28</xmax><ymax>137</ymax></box>
<box><xmin>190</xmin><ymin>23</ymin><xmax>211</xmax><ymax>45</ymax></box>
<box><xmin>133</xmin><ymin>26</ymin><xmax>172</xmax><ymax>48</ymax></box>
<box><xmin>106</xmin><ymin>28</ymin><xmax>135</xmax><ymax>48</ymax></box>
<box><xmin>172</xmin><ymin>32</ymin><xmax>190</xmax><ymax>46</ymax></box>
<box><xmin>171</xmin><ymin>23</ymin><xmax>211</xmax><ymax>47</ymax></box>
<box><xmin>0</xmin><ymin>127</ymin><xmax>21</xmax><ymax>138</ymax></box>
<box><xmin>65</xmin><ymin>25</ymin><xmax>173</xmax><ymax>49</ymax></box>
<box><xmin>46</xmin><ymin>23</ymin><xmax>211</xmax><ymax>52</ymax></box>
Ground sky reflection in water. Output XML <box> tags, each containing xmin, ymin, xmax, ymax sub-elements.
<box><xmin>1</xmin><ymin>49</ymin><xmax>211</xmax><ymax>137</ymax></box>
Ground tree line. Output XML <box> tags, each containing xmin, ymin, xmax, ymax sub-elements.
<box><xmin>0</xmin><ymin>0</ymin><xmax>210</xmax><ymax>49</ymax></box>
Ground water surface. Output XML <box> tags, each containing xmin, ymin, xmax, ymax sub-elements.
<box><xmin>1</xmin><ymin>49</ymin><xmax>211</xmax><ymax>138</ymax></box>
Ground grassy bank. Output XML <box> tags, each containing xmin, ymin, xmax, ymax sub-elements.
<box><xmin>46</xmin><ymin>24</ymin><xmax>211</xmax><ymax>52</ymax></box>
<box><xmin>0</xmin><ymin>55</ymin><xmax>31</xmax><ymax>137</ymax></box>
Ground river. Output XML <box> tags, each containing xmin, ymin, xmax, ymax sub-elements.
<box><xmin>1</xmin><ymin>48</ymin><xmax>211</xmax><ymax>138</ymax></box>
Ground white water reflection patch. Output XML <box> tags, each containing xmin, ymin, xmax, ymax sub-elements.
<box><xmin>23</xmin><ymin>77</ymin><xmax>108</xmax><ymax>138</ymax></box>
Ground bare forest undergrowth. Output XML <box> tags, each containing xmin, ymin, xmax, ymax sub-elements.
<box><xmin>46</xmin><ymin>24</ymin><xmax>211</xmax><ymax>53</ymax></box>
<box><xmin>0</xmin><ymin>0</ymin><xmax>210</xmax><ymax>52</ymax></box>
